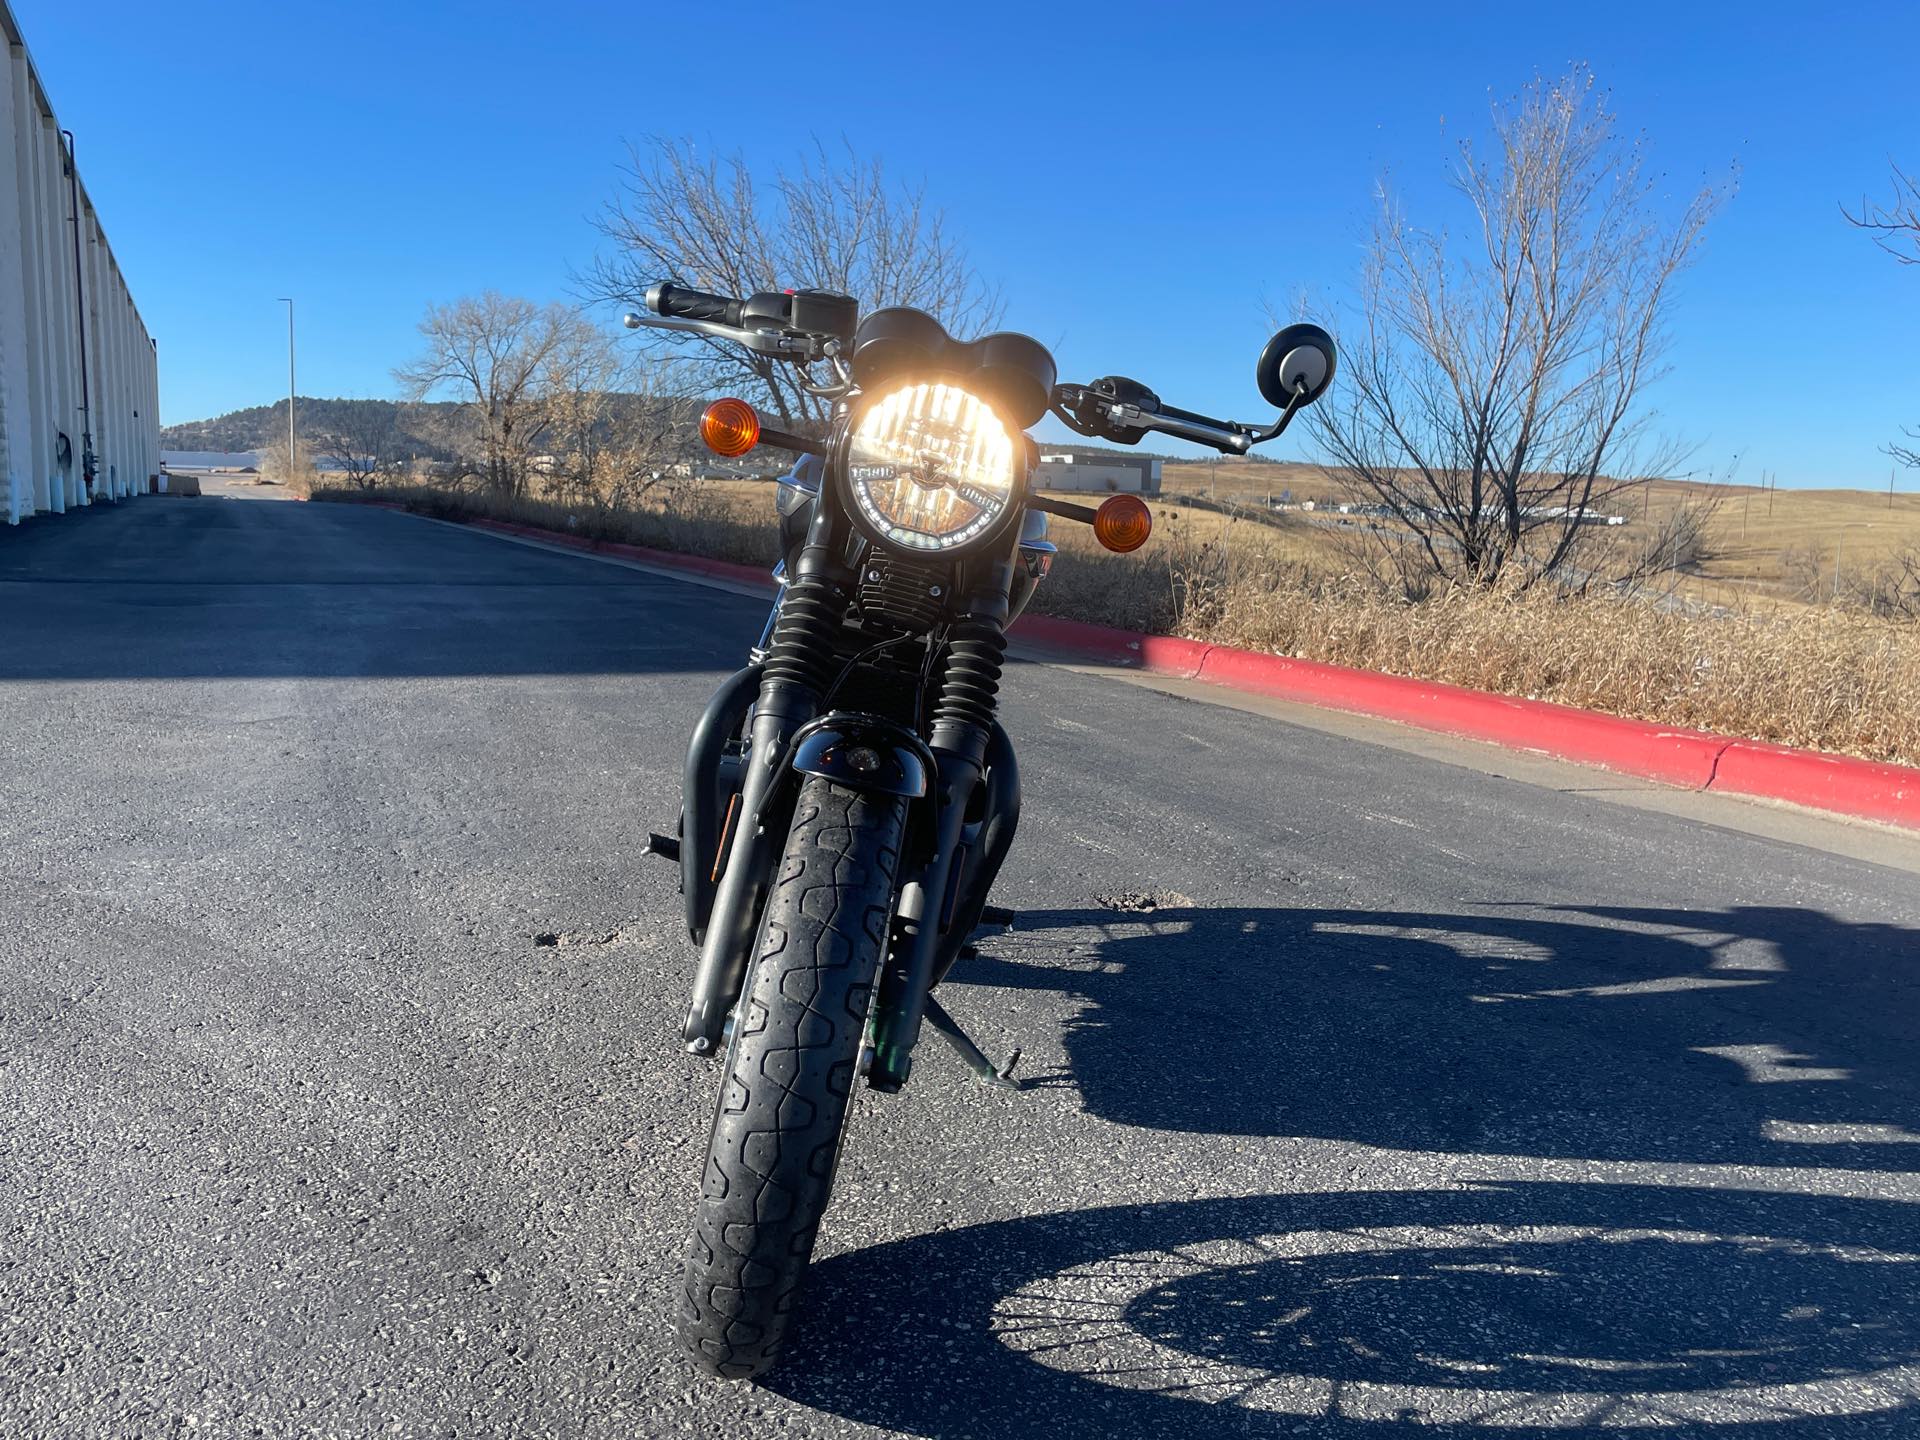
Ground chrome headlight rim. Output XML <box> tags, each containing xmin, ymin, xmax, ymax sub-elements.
<box><xmin>835</xmin><ymin>379</ymin><xmax>1027</xmax><ymax>557</ymax></box>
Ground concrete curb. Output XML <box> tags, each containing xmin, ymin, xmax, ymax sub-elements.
<box><xmin>353</xmin><ymin>501</ymin><xmax>1920</xmax><ymax>832</ymax></box>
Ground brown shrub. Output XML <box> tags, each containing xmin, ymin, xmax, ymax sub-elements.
<box><xmin>319</xmin><ymin>484</ymin><xmax>1920</xmax><ymax>769</ymax></box>
<box><xmin>1036</xmin><ymin>524</ymin><xmax>1920</xmax><ymax>767</ymax></box>
<box><xmin>319</xmin><ymin>481</ymin><xmax>779</xmax><ymax>569</ymax></box>
<box><xmin>1842</xmin><ymin>545</ymin><xmax>1920</xmax><ymax>621</ymax></box>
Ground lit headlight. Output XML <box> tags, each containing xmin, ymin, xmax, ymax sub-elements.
<box><xmin>846</xmin><ymin>383</ymin><xmax>1018</xmax><ymax>551</ymax></box>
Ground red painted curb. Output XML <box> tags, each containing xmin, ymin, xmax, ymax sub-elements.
<box><xmin>1711</xmin><ymin>741</ymin><xmax>1920</xmax><ymax>830</ymax></box>
<box><xmin>1008</xmin><ymin>612</ymin><xmax>1214</xmax><ymax>676</ymax></box>
<box><xmin>1194</xmin><ymin>646</ymin><xmax>1732</xmax><ymax>792</ymax></box>
<box><xmin>1011</xmin><ymin>593</ymin><xmax>1918</xmax><ymax>829</ymax></box>
<box><xmin>359</xmin><ymin>499</ymin><xmax>1920</xmax><ymax>832</ymax></box>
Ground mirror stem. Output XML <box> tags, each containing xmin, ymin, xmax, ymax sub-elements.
<box><xmin>1247</xmin><ymin>384</ymin><xmax>1313</xmax><ymax>446</ymax></box>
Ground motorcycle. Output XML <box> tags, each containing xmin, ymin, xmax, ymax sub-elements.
<box><xmin>623</xmin><ymin>282</ymin><xmax>1336</xmax><ymax>1377</ymax></box>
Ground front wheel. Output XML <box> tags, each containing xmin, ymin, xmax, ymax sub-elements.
<box><xmin>677</xmin><ymin>776</ymin><xmax>907</xmax><ymax>1378</ymax></box>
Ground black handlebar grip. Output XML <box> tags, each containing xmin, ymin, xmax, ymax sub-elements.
<box><xmin>645</xmin><ymin>281</ymin><xmax>743</xmax><ymax>326</ymax></box>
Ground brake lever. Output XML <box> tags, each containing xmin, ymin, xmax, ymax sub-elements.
<box><xmin>1050</xmin><ymin>382</ymin><xmax>1311</xmax><ymax>456</ymax></box>
<box><xmin>1115</xmin><ymin>404</ymin><xmax>1255</xmax><ymax>454</ymax></box>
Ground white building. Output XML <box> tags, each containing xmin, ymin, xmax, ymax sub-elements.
<box><xmin>0</xmin><ymin>0</ymin><xmax>160</xmax><ymax>524</ymax></box>
<box><xmin>1037</xmin><ymin>452</ymin><xmax>1162</xmax><ymax>496</ymax></box>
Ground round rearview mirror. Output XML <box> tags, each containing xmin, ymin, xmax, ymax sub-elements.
<box><xmin>1256</xmin><ymin>323</ymin><xmax>1338</xmax><ymax>410</ymax></box>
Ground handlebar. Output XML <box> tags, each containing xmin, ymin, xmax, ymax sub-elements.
<box><xmin>1143</xmin><ymin>400</ymin><xmax>1258</xmax><ymax>453</ymax></box>
<box><xmin>1051</xmin><ymin>377</ymin><xmax>1312</xmax><ymax>457</ymax></box>
<box><xmin>645</xmin><ymin>281</ymin><xmax>745</xmax><ymax>327</ymax></box>
<box><xmin>626</xmin><ymin>279</ymin><xmax>1326</xmax><ymax>455</ymax></box>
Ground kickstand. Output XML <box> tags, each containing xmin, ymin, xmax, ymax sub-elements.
<box><xmin>923</xmin><ymin>995</ymin><xmax>1022</xmax><ymax>1090</ymax></box>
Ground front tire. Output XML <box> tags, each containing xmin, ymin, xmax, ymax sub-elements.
<box><xmin>677</xmin><ymin>776</ymin><xmax>907</xmax><ymax>1379</ymax></box>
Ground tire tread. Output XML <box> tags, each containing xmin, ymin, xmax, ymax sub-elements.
<box><xmin>676</xmin><ymin>778</ymin><xmax>904</xmax><ymax>1379</ymax></box>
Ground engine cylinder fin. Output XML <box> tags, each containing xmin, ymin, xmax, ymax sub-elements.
<box><xmin>856</xmin><ymin>555</ymin><xmax>945</xmax><ymax>634</ymax></box>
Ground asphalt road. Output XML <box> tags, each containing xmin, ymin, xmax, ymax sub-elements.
<box><xmin>3</xmin><ymin>491</ymin><xmax>1919</xmax><ymax>1439</ymax></box>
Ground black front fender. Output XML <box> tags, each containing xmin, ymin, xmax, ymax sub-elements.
<box><xmin>791</xmin><ymin>714</ymin><xmax>934</xmax><ymax>799</ymax></box>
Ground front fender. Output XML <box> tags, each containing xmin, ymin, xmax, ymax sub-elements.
<box><xmin>791</xmin><ymin>713</ymin><xmax>934</xmax><ymax>799</ymax></box>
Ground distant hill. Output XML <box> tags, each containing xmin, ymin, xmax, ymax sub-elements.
<box><xmin>161</xmin><ymin>398</ymin><xmax>462</xmax><ymax>461</ymax></box>
<box><xmin>165</xmin><ymin>398</ymin><xmax>1272</xmax><ymax>469</ymax></box>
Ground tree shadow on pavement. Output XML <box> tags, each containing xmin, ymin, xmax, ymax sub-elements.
<box><xmin>951</xmin><ymin>903</ymin><xmax>1920</xmax><ymax>1171</ymax></box>
<box><xmin>769</xmin><ymin>1183</ymin><xmax>1920</xmax><ymax>1437</ymax></box>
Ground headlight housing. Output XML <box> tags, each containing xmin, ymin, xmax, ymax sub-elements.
<box><xmin>845</xmin><ymin>382</ymin><xmax>1019</xmax><ymax>552</ymax></box>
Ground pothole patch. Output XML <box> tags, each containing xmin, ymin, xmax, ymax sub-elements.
<box><xmin>532</xmin><ymin>928</ymin><xmax>624</xmax><ymax>949</ymax></box>
<box><xmin>1094</xmin><ymin>890</ymin><xmax>1197</xmax><ymax>914</ymax></box>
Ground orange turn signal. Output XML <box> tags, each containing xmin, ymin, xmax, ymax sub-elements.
<box><xmin>1092</xmin><ymin>493</ymin><xmax>1153</xmax><ymax>553</ymax></box>
<box><xmin>699</xmin><ymin>398</ymin><xmax>761</xmax><ymax>458</ymax></box>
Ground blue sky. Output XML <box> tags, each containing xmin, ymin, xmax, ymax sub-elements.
<box><xmin>18</xmin><ymin>0</ymin><xmax>1919</xmax><ymax>487</ymax></box>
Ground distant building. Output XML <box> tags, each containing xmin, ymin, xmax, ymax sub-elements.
<box><xmin>1037</xmin><ymin>452</ymin><xmax>1162</xmax><ymax>496</ymax></box>
<box><xmin>162</xmin><ymin>451</ymin><xmax>262</xmax><ymax>472</ymax></box>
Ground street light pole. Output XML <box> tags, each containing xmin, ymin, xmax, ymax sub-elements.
<box><xmin>277</xmin><ymin>297</ymin><xmax>295</xmax><ymax>483</ymax></box>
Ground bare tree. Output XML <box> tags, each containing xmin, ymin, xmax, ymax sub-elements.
<box><xmin>584</xmin><ymin>138</ymin><xmax>1002</xmax><ymax>428</ymax></box>
<box><xmin>394</xmin><ymin>293</ymin><xmax>599</xmax><ymax>497</ymax></box>
<box><xmin>1886</xmin><ymin>430</ymin><xmax>1920</xmax><ymax>472</ymax></box>
<box><xmin>257</xmin><ymin>435</ymin><xmax>314</xmax><ymax>496</ymax></box>
<box><xmin>1575</xmin><ymin>487</ymin><xmax>1725</xmax><ymax>599</ymax></box>
<box><xmin>1846</xmin><ymin>544</ymin><xmax>1920</xmax><ymax>619</ymax></box>
<box><xmin>1845</xmin><ymin>162</ymin><xmax>1920</xmax><ymax>470</ymax></box>
<box><xmin>1780</xmin><ymin>541</ymin><xmax>1830</xmax><ymax>601</ymax></box>
<box><xmin>1307</xmin><ymin>68</ymin><xmax>1726</xmax><ymax>588</ymax></box>
<box><xmin>538</xmin><ymin>323</ymin><xmax>696</xmax><ymax>514</ymax></box>
<box><xmin>1845</xmin><ymin>161</ymin><xmax>1920</xmax><ymax>264</ymax></box>
<box><xmin>317</xmin><ymin>399</ymin><xmax>403</xmax><ymax>492</ymax></box>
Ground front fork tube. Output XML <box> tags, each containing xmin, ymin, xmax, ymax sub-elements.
<box><xmin>868</xmin><ymin>559</ymin><xmax>1014</xmax><ymax>1090</ymax></box>
<box><xmin>868</xmin><ymin>748</ymin><xmax>982</xmax><ymax>1091</ymax></box>
<box><xmin>934</xmin><ymin>722</ymin><xmax>1020</xmax><ymax>988</ymax></box>
<box><xmin>679</xmin><ymin>697</ymin><xmax>813</xmax><ymax>1052</ymax></box>
<box><xmin>679</xmin><ymin>505</ymin><xmax>852</xmax><ymax>1053</ymax></box>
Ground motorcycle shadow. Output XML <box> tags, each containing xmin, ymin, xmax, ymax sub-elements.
<box><xmin>768</xmin><ymin>1182</ymin><xmax>1920</xmax><ymax>1438</ymax></box>
<box><xmin>951</xmin><ymin>902</ymin><xmax>1920</xmax><ymax>1171</ymax></box>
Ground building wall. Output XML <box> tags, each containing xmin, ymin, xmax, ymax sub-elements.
<box><xmin>0</xmin><ymin>1</ymin><xmax>158</xmax><ymax>524</ymax></box>
<box><xmin>1036</xmin><ymin>454</ymin><xmax>1164</xmax><ymax>496</ymax></box>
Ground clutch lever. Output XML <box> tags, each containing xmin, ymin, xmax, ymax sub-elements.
<box><xmin>622</xmin><ymin>311</ymin><xmax>829</xmax><ymax>362</ymax></box>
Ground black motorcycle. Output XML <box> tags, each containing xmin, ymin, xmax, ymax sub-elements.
<box><xmin>623</xmin><ymin>283</ymin><xmax>1336</xmax><ymax>1377</ymax></box>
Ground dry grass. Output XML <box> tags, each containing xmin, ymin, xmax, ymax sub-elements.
<box><xmin>319</xmin><ymin>479</ymin><xmax>1920</xmax><ymax>769</ymax></box>
<box><xmin>1163</xmin><ymin>461</ymin><xmax>1920</xmax><ymax>606</ymax></box>
<box><xmin>1033</xmin><ymin>518</ymin><xmax>1920</xmax><ymax>768</ymax></box>
<box><xmin>320</xmin><ymin>480</ymin><xmax>781</xmax><ymax>569</ymax></box>
<box><xmin>1212</xmin><ymin>573</ymin><xmax>1917</xmax><ymax>766</ymax></box>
